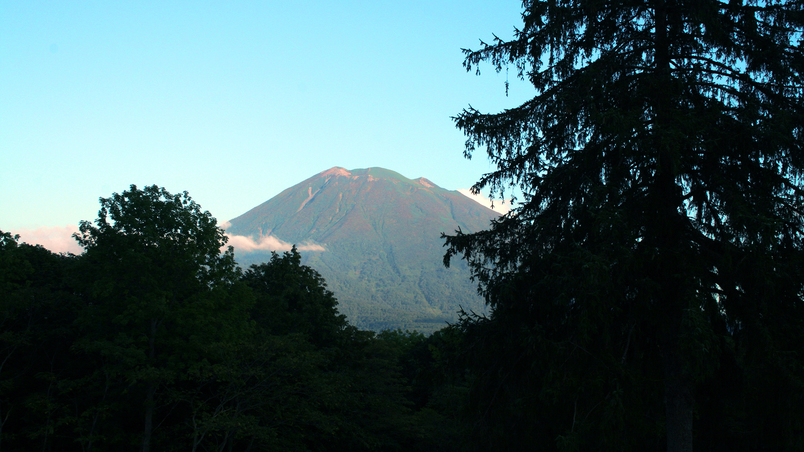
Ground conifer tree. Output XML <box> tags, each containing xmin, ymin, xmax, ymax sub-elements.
<box><xmin>445</xmin><ymin>2</ymin><xmax>803</xmax><ymax>451</ymax></box>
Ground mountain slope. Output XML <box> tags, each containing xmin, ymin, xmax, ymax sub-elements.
<box><xmin>226</xmin><ymin>167</ymin><xmax>498</xmax><ymax>332</ymax></box>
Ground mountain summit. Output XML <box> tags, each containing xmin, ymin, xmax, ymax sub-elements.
<box><xmin>226</xmin><ymin>167</ymin><xmax>499</xmax><ymax>332</ymax></box>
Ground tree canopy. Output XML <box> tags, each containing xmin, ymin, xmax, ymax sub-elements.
<box><xmin>73</xmin><ymin>185</ymin><xmax>250</xmax><ymax>452</ymax></box>
<box><xmin>1</xmin><ymin>185</ymin><xmax>470</xmax><ymax>451</ymax></box>
<box><xmin>445</xmin><ymin>1</ymin><xmax>804</xmax><ymax>451</ymax></box>
<box><xmin>243</xmin><ymin>247</ymin><xmax>351</xmax><ymax>346</ymax></box>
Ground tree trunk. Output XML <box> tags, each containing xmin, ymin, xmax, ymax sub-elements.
<box><xmin>142</xmin><ymin>318</ymin><xmax>158</xmax><ymax>452</ymax></box>
<box><xmin>664</xmin><ymin>346</ymin><xmax>694</xmax><ymax>452</ymax></box>
<box><xmin>142</xmin><ymin>381</ymin><xmax>155</xmax><ymax>452</ymax></box>
<box><xmin>652</xmin><ymin>0</ymin><xmax>694</xmax><ymax>450</ymax></box>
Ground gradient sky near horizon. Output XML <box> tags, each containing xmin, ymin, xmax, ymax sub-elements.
<box><xmin>1</xmin><ymin>1</ymin><xmax>532</xmax><ymax>253</ymax></box>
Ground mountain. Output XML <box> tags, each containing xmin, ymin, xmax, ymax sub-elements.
<box><xmin>226</xmin><ymin>167</ymin><xmax>499</xmax><ymax>333</ymax></box>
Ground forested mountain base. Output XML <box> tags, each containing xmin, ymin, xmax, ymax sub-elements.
<box><xmin>235</xmin><ymin>248</ymin><xmax>481</xmax><ymax>335</ymax></box>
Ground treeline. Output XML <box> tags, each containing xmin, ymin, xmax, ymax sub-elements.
<box><xmin>0</xmin><ymin>185</ymin><xmax>470</xmax><ymax>452</ymax></box>
<box><xmin>239</xmin><ymin>245</ymin><xmax>485</xmax><ymax>335</ymax></box>
<box><xmin>5</xmin><ymin>184</ymin><xmax>803</xmax><ymax>452</ymax></box>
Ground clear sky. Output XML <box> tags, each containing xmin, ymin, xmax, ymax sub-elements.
<box><xmin>1</xmin><ymin>1</ymin><xmax>531</xmax><ymax>253</ymax></box>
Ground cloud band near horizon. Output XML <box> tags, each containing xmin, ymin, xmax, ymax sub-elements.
<box><xmin>8</xmin><ymin>225</ymin><xmax>325</xmax><ymax>255</ymax></box>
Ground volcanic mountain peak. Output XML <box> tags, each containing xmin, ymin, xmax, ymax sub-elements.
<box><xmin>319</xmin><ymin>166</ymin><xmax>352</xmax><ymax>178</ymax></box>
<box><xmin>228</xmin><ymin>167</ymin><xmax>496</xmax><ymax>332</ymax></box>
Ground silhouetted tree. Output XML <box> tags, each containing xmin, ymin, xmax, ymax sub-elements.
<box><xmin>445</xmin><ymin>2</ymin><xmax>803</xmax><ymax>451</ymax></box>
<box><xmin>243</xmin><ymin>247</ymin><xmax>350</xmax><ymax>346</ymax></box>
<box><xmin>0</xmin><ymin>232</ymin><xmax>83</xmax><ymax>451</ymax></box>
<box><xmin>243</xmin><ymin>250</ymin><xmax>416</xmax><ymax>451</ymax></box>
<box><xmin>72</xmin><ymin>185</ymin><xmax>251</xmax><ymax>452</ymax></box>
<box><xmin>2</xmin><ymin>194</ymin><xmax>458</xmax><ymax>451</ymax></box>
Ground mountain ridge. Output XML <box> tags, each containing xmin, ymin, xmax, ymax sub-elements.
<box><xmin>227</xmin><ymin>167</ymin><xmax>498</xmax><ymax>332</ymax></box>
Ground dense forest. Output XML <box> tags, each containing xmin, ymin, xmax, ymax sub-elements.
<box><xmin>0</xmin><ymin>185</ymin><xmax>473</xmax><ymax>451</ymax></box>
<box><xmin>2</xmin><ymin>174</ymin><xmax>801</xmax><ymax>451</ymax></box>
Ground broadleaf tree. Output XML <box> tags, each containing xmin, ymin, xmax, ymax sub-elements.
<box><xmin>73</xmin><ymin>184</ymin><xmax>251</xmax><ymax>452</ymax></box>
<box><xmin>444</xmin><ymin>1</ymin><xmax>803</xmax><ymax>451</ymax></box>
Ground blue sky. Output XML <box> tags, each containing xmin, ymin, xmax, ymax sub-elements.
<box><xmin>1</xmin><ymin>1</ymin><xmax>531</xmax><ymax>252</ymax></box>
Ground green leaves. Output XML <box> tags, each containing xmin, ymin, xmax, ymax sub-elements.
<box><xmin>2</xmin><ymin>188</ymin><xmax>474</xmax><ymax>451</ymax></box>
<box><xmin>243</xmin><ymin>246</ymin><xmax>350</xmax><ymax>346</ymax></box>
<box><xmin>67</xmin><ymin>185</ymin><xmax>252</xmax><ymax>451</ymax></box>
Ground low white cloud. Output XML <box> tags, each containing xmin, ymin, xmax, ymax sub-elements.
<box><xmin>220</xmin><ymin>221</ymin><xmax>325</xmax><ymax>253</ymax></box>
<box><xmin>457</xmin><ymin>189</ymin><xmax>511</xmax><ymax>215</ymax></box>
<box><xmin>224</xmin><ymin>233</ymin><xmax>326</xmax><ymax>253</ymax></box>
<box><xmin>7</xmin><ymin>223</ymin><xmax>324</xmax><ymax>256</ymax></box>
<box><xmin>11</xmin><ymin>225</ymin><xmax>83</xmax><ymax>255</ymax></box>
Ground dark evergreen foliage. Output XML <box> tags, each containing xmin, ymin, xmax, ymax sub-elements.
<box><xmin>444</xmin><ymin>1</ymin><xmax>804</xmax><ymax>451</ymax></box>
